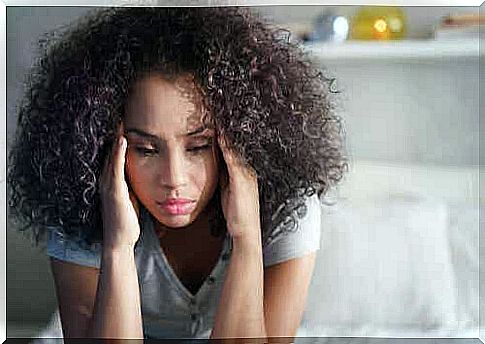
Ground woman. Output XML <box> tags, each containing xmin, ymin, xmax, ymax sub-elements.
<box><xmin>7</xmin><ymin>6</ymin><xmax>348</xmax><ymax>341</ymax></box>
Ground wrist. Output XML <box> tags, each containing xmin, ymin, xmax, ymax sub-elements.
<box><xmin>232</xmin><ymin>226</ymin><xmax>262</xmax><ymax>250</ymax></box>
<box><xmin>227</xmin><ymin>217</ymin><xmax>261</xmax><ymax>239</ymax></box>
<box><xmin>102</xmin><ymin>244</ymin><xmax>136</xmax><ymax>258</ymax></box>
<box><xmin>100</xmin><ymin>245</ymin><xmax>136</xmax><ymax>274</ymax></box>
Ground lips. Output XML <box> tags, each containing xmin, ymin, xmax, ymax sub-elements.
<box><xmin>159</xmin><ymin>198</ymin><xmax>194</xmax><ymax>206</ymax></box>
<box><xmin>156</xmin><ymin>198</ymin><xmax>196</xmax><ymax>216</ymax></box>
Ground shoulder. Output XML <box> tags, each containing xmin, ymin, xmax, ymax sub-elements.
<box><xmin>46</xmin><ymin>206</ymin><xmax>154</xmax><ymax>268</ymax></box>
<box><xmin>46</xmin><ymin>226</ymin><xmax>103</xmax><ymax>269</ymax></box>
<box><xmin>262</xmin><ymin>194</ymin><xmax>322</xmax><ymax>268</ymax></box>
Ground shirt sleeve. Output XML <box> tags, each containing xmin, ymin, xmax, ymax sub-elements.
<box><xmin>46</xmin><ymin>227</ymin><xmax>102</xmax><ymax>269</ymax></box>
<box><xmin>262</xmin><ymin>194</ymin><xmax>322</xmax><ymax>268</ymax></box>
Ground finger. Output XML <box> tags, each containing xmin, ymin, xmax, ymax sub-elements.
<box><xmin>100</xmin><ymin>139</ymin><xmax>115</xmax><ymax>187</ymax></box>
<box><xmin>117</xmin><ymin>121</ymin><xmax>125</xmax><ymax>138</ymax></box>
<box><xmin>217</xmin><ymin>134</ymin><xmax>239</xmax><ymax>173</ymax></box>
<box><xmin>217</xmin><ymin>134</ymin><xmax>231</xmax><ymax>161</ymax></box>
<box><xmin>112</xmin><ymin>135</ymin><xmax>127</xmax><ymax>183</ymax></box>
<box><xmin>217</xmin><ymin>133</ymin><xmax>257</xmax><ymax>180</ymax></box>
<box><xmin>129</xmin><ymin>189</ymin><xmax>140</xmax><ymax>219</ymax></box>
<box><xmin>100</xmin><ymin>121</ymin><xmax>124</xmax><ymax>186</ymax></box>
<box><xmin>123</xmin><ymin>163</ymin><xmax>140</xmax><ymax>219</ymax></box>
<box><xmin>111</xmin><ymin>121</ymin><xmax>126</xmax><ymax>179</ymax></box>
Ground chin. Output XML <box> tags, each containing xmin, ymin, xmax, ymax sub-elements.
<box><xmin>157</xmin><ymin>215</ymin><xmax>195</xmax><ymax>229</ymax></box>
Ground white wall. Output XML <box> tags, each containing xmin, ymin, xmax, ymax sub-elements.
<box><xmin>322</xmin><ymin>59</ymin><xmax>479</xmax><ymax>166</ymax></box>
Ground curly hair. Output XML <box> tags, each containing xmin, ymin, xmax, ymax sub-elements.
<box><xmin>7</xmin><ymin>6</ymin><xmax>349</xmax><ymax>249</ymax></box>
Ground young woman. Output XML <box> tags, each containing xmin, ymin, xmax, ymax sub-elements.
<box><xmin>7</xmin><ymin>7</ymin><xmax>348</xmax><ymax>341</ymax></box>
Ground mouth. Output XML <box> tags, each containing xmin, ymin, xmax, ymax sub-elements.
<box><xmin>156</xmin><ymin>199</ymin><xmax>196</xmax><ymax>216</ymax></box>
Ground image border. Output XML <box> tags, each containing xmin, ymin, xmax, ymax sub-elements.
<box><xmin>2</xmin><ymin>0</ymin><xmax>483</xmax><ymax>343</ymax></box>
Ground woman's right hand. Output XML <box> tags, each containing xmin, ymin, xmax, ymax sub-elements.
<box><xmin>99</xmin><ymin>122</ymin><xmax>141</xmax><ymax>251</ymax></box>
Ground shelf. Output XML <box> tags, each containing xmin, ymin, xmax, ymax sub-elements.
<box><xmin>304</xmin><ymin>38</ymin><xmax>481</xmax><ymax>62</ymax></box>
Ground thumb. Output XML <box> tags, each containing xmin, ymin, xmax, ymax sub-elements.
<box><xmin>129</xmin><ymin>188</ymin><xmax>140</xmax><ymax>219</ymax></box>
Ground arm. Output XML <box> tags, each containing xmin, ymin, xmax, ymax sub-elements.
<box><xmin>263</xmin><ymin>252</ymin><xmax>317</xmax><ymax>343</ymax></box>
<box><xmin>89</xmin><ymin>127</ymin><xmax>143</xmax><ymax>339</ymax></box>
<box><xmin>50</xmin><ymin>246</ymin><xmax>143</xmax><ymax>341</ymax></box>
<box><xmin>262</xmin><ymin>193</ymin><xmax>322</xmax><ymax>342</ymax></box>
<box><xmin>50</xmin><ymin>258</ymin><xmax>99</xmax><ymax>339</ymax></box>
<box><xmin>210</xmin><ymin>135</ymin><xmax>267</xmax><ymax>342</ymax></box>
<box><xmin>210</xmin><ymin>231</ymin><xmax>266</xmax><ymax>342</ymax></box>
<box><xmin>209</xmin><ymin>239</ymin><xmax>317</xmax><ymax>344</ymax></box>
<box><xmin>51</xmin><ymin>128</ymin><xmax>143</xmax><ymax>340</ymax></box>
<box><xmin>89</xmin><ymin>246</ymin><xmax>143</xmax><ymax>339</ymax></box>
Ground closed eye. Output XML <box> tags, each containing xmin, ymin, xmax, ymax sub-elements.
<box><xmin>134</xmin><ymin>147</ymin><xmax>158</xmax><ymax>156</ymax></box>
<box><xmin>186</xmin><ymin>144</ymin><xmax>211</xmax><ymax>152</ymax></box>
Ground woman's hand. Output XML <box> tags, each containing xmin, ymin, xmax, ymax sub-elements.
<box><xmin>99</xmin><ymin>122</ymin><xmax>141</xmax><ymax>251</ymax></box>
<box><xmin>218</xmin><ymin>134</ymin><xmax>261</xmax><ymax>239</ymax></box>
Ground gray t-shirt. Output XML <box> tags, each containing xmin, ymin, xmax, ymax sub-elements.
<box><xmin>46</xmin><ymin>195</ymin><xmax>322</xmax><ymax>339</ymax></box>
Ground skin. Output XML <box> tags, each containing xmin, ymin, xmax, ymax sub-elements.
<box><xmin>123</xmin><ymin>74</ymin><xmax>221</xmax><ymax>235</ymax></box>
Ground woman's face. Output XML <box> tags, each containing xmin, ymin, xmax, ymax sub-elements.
<box><xmin>123</xmin><ymin>74</ymin><xmax>220</xmax><ymax>229</ymax></box>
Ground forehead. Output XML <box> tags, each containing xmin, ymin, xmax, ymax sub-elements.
<box><xmin>124</xmin><ymin>74</ymin><xmax>206</xmax><ymax>135</ymax></box>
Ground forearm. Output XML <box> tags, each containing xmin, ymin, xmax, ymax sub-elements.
<box><xmin>88</xmin><ymin>246</ymin><xmax>143</xmax><ymax>340</ymax></box>
<box><xmin>210</xmin><ymin>230</ymin><xmax>267</xmax><ymax>342</ymax></box>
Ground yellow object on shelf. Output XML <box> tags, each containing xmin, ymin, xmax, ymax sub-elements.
<box><xmin>350</xmin><ymin>6</ymin><xmax>407</xmax><ymax>40</ymax></box>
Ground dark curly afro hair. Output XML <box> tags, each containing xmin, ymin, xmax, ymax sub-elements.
<box><xmin>7</xmin><ymin>6</ymin><xmax>349</xmax><ymax>249</ymax></box>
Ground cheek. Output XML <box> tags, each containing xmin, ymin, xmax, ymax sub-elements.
<box><xmin>124</xmin><ymin>152</ymin><xmax>149</xmax><ymax>187</ymax></box>
<box><xmin>187</xmin><ymin>153</ymin><xmax>220</xmax><ymax>192</ymax></box>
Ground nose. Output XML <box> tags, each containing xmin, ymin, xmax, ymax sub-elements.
<box><xmin>159</xmin><ymin>150</ymin><xmax>188</xmax><ymax>191</ymax></box>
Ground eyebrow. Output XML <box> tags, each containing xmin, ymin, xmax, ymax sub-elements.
<box><xmin>125</xmin><ymin>126</ymin><xmax>211</xmax><ymax>140</ymax></box>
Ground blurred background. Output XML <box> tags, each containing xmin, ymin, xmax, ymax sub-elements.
<box><xmin>6</xmin><ymin>5</ymin><xmax>481</xmax><ymax>339</ymax></box>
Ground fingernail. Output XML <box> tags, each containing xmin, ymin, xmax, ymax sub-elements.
<box><xmin>119</xmin><ymin>137</ymin><xmax>124</xmax><ymax>146</ymax></box>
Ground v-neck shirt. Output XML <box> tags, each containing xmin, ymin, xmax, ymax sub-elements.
<box><xmin>46</xmin><ymin>194</ymin><xmax>322</xmax><ymax>339</ymax></box>
<box><xmin>136</xmin><ymin>206</ymin><xmax>233</xmax><ymax>338</ymax></box>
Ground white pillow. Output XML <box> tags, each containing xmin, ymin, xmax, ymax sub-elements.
<box><xmin>299</xmin><ymin>193</ymin><xmax>462</xmax><ymax>337</ymax></box>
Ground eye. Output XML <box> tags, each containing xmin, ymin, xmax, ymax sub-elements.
<box><xmin>186</xmin><ymin>144</ymin><xmax>211</xmax><ymax>153</ymax></box>
<box><xmin>186</xmin><ymin>137</ymin><xmax>213</xmax><ymax>153</ymax></box>
<box><xmin>134</xmin><ymin>147</ymin><xmax>158</xmax><ymax>157</ymax></box>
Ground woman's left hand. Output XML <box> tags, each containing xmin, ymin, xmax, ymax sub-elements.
<box><xmin>218</xmin><ymin>134</ymin><xmax>261</xmax><ymax>239</ymax></box>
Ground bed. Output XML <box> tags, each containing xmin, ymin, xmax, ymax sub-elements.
<box><xmin>30</xmin><ymin>159</ymin><xmax>479</xmax><ymax>342</ymax></box>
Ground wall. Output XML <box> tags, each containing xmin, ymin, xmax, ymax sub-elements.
<box><xmin>323</xmin><ymin>59</ymin><xmax>479</xmax><ymax>166</ymax></box>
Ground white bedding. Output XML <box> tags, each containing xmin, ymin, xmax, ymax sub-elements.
<box><xmin>298</xmin><ymin>159</ymin><xmax>479</xmax><ymax>338</ymax></box>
